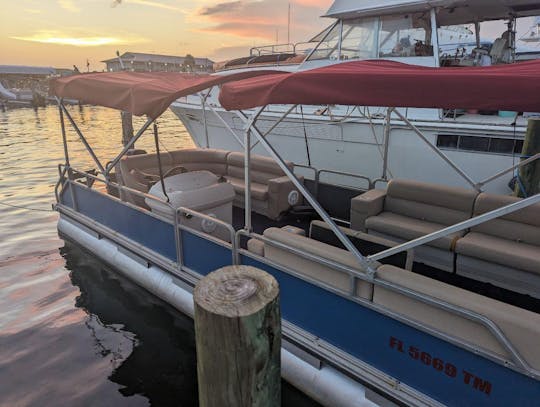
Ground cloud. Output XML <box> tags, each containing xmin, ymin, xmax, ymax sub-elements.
<box><xmin>58</xmin><ymin>0</ymin><xmax>80</xmax><ymax>13</ymax></box>
<box><xmin>111</xmin><ymin>0</ymin><xmax>182</xmax><ymax>12</ymax></box>
<box><xmin>200</xmin><ymin>1</ymin><xmax>243</xmax><ymax>16</ymax></box>
<box><xmin>24</xmin><ymin>9</ymin><xmax>42</xmax><ymax>14</ymax></box>
<box><xmin>195</xmin><ymin>0</ymin><xmax>331</xmax><ymax>42</ymax></box>
<box><xmin>10</xmin><ymin>31</ymin><xmax>150</xmax><ymax>47</ymax></box>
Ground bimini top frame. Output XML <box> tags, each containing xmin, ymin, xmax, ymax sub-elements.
<box><xmin>52</xmin><ymin>65</ymin><xmax>540</xmax><ymax>379</ymax></box>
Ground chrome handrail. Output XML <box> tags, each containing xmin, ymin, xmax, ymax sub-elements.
<box><xmin>317</xmin><ymin>169</ymin><xmax>372</xmax><ymax>190</ymax></box>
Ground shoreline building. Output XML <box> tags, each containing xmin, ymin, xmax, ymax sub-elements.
<box><xmin>102</xmin><ymin>52</ymin><xmax>214</xmax><ymax>73</ymax></box>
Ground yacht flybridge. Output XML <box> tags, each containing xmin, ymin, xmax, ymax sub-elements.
<box><xmin>171</xmin><ymin>0</ymin><xmax>540</xmax><ymax>194</ymax></box>
<box><xmin>51</xmin><ymin>59</ymin><xmax>539</xmax><ymax>406</ymax></box>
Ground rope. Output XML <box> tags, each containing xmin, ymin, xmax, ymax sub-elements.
<box><xmin>300</xmin><ymin>105</ymin><xmax>311</xmax><ymax>166</ymax></box>
<box><xmin>0</xmin><ymin>201</ymin><xmax>53</xmax><ymax>212</ymax></box>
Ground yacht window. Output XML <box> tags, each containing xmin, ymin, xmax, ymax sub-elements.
<box><xmin>459</xmin><ymin>136</ymin><xmax>489</xmax><ymax>151</ymax></box>
<box><xmin>489</xmin><ymin>138</ymin><xmax>514</xmax><ymax>154</ymax></box>
<box><xmin>306</xmin><ymin>22</ymin><xmax>341</xmax><ymax>61</ymax></box>
<box><xmin>339</xmin><ymin>18</ymin><xmax>377</xmax><ymax>60</ymax></box>
<box><xmin>437</xmin><ymin>134</ymin><xmax>523</xmax><ymax>155</ymax></box>
<box><xmin>379</xmin><ymin>14</ymin><xmax>433</xmax><ymax>57</ymax></box>
<box><xmin>514</xmin><ymin>140</ymin><xmax>524</xmax><ymax>154</ymax></box>
<box><xmin>436</xmin><ymin>134</ymin><xmax>458</xmax><ymax>149</ymax></box>
<box><xmin>307</xmin><ymin>18</ymin><xmax>377</xmax><ymax>61</ymax></box>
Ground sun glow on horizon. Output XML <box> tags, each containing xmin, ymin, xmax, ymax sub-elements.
<box><xmin>10</xmin><ymin>33</ymin><xmax>150</xmax><ymax>47</ymax></box>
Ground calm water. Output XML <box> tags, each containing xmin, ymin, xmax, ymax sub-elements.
<box><xmin>0</xmin><ymin>105</ymin><xmax>319</xmax><ymax>406</ymax></box>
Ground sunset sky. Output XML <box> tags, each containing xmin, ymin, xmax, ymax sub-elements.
<box><xmin>0</xmin><ymin>1</ymin><xmax>536</xmax><ymax>71</ymax></box>
<box><xmin>0</xmin><ymin>0</ymin><xmax>332</xmax><ymax>70</ymax></box>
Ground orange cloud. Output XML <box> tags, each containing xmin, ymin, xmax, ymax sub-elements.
<box><xmin>197</xmin><ymin>0</ymin><xmax>330</xmax><ymax>41</ymax></box>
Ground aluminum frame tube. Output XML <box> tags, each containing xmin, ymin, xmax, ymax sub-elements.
<box><xmin>236</xmin><ymin>109</ymin><xmax>377</xmax><ymax>275</ymax></box>
<box><xmin>105</xmin><ymin>117</ymin><xmax>154</xmax><ymax>176</ymax></box>
<box><xmin>393</xmin><ymin>109</ymin><xmax>479</xmax><ymax>190</ymax></box>
<box><xmin>369</xmin><ymin>193</ymin><xmax>540</xmax><ymax>263</ymax></box>
<box><xmin>58</xmin><ymin>101</ymin><xmax>106</xmax><ymax>175</ymax></box>
<box><xmin>381</xmin><ymin>107</ymin><xmax>393</xmax><ymax>180</ymax></box>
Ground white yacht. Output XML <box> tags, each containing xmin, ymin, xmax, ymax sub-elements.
<box><xmin>171</xmin><ymin>0</ymin><xmax>539</xmax><ymax>194</ymax></box>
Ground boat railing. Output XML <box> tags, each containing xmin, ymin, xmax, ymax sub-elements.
<box><xmin>57</xmin><ymin>164</ymin><xmax>238</xmax><ymax>266</ymax></box>
<box><xmin>249</xmin><ymin>41</ymin><xmax>317</xmax><ymax>57</ymax></box>
<box><xmin>235</xmin><ymin>228</ymin><xmax>539</xmax><ymax>379</ymax></box>
<box><xmin>56</xmin><ymin>162</ymin><xmax>540</xmax><ymax>379</ymax></box>
<box><xmin>317</xmin><ymin>169</ymin><xmax>372</xmax><ymax>190</ymax></box>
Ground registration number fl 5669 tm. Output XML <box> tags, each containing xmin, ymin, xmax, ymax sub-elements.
<box><xmin>389</xmin><ymin>336</ymin><xmax>492</xmax><ymax>396</ymax></box>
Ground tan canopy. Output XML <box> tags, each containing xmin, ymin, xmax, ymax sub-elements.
<box><xmin>50</xmin><ymin>70</ymin><xmax>284</xmax><ymax>119</ymax></box>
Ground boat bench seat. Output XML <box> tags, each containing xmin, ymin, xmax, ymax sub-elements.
<box><xmin>455</xmin><ymin>193</ymin><xmax>540</xmax><ymax>298</ymax></box>
<box><xmin>350</xmin><ymin>179</ymin><xmax>478</xmax><ymax>271</ymax></box>
<box><xmin>117</xmin><ymin>148</ymin><xmax>301</xmax><ymax>220</ymax></box>
<box><xmin>247</xmin><ymin>226</ymin><xmax>373</xmax><ymax>300</ymax></box>
<box><xmin>375</xmin><ymin>264</ymin><xmax>540</xmax><ymax>371</ymax></box>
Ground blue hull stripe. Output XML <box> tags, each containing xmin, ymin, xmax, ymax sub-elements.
<box><xmin>60</xmin><ymin>183</ymin><xmax>540</xmax><ymax>406</ymax></box>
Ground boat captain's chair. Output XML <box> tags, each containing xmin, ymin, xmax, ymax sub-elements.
<box><xmin>350</xmin><ymin>179</ymin><xmax>479</xmax><ymax>272</ymax></box>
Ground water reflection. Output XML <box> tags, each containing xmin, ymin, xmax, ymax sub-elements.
<box><xmin>0</xmin><ymin>105</ymin><xmax>320</xmax><ymax>407</ymax></box>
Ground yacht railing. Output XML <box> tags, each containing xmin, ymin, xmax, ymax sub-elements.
<box><xmin>249</xmin><ymin>41</ymin><xmax>317</xmax><ymax>57</ymax></box>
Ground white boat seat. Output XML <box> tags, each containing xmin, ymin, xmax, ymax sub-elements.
<box><xmin>374</xmin><ymin>264</ymin><xmax>540</xmax><ymax>371</ymax></box>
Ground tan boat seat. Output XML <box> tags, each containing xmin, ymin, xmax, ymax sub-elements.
<box><xmin>455</xmin><ymin>193</ymin><xmax>540</xmax><ymax>297</ymax></box>
<box><xmin>351</xmin><ymin>178</ymin><xmax>479</xmax><ymax>271</ymax></box>
<box><xmin>247</xmin><ymin>227</ymin><xmax>373</xmax><ymax>300</ymax></box>
<box><xmin>374</xmin><ymin>264</ymin><xmax>540</xmax><ymax>371</ymax></box>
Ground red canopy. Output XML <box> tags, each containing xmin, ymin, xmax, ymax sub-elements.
<box><xmin>50</xmin><ymin>70</ymin><xmax>283</xmax><ymax>118</ymax></box>
<box><xmin>219</xmin><ymin>60</ymin><xmax>540</xmax><ymax>112</ymax></box>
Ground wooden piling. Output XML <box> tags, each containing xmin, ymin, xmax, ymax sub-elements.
<box><xmin>194</xmin><ymin>265</ymin><xmax>281</xmax><ymax>407</ymax></box>
<box><xmin>515</xmin><ymin>118</ymin><xmax>540</xmax><ymax>197</ymax></box>
<box><xmin>121</xmin><ymin>110</ymin><xmax>134</xmax><ymax>147</ymax></box>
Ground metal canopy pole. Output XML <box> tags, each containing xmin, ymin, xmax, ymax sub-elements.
<box><xmin>204</xmin><ymin>101</ymin><xmax>244</xmax><ymax>148</ymax></box>
<box><xmin>57</xmin><ymin>99</ymin><xmax>70</xmax><ymax>166</ymax></box>
<box><xmin>393</xmin><ymin>109</ymin><xmax>480</xmax><ymax>191</ymax></box>
<box><xmin>243</xmin><ymin>107</ymin><xmax>265</xmax><ymax>231</ymax></box>
<box><xmin>430</xmin><ymin>8</ymin><xmax>440</xmax><ymax>67</ymax></box>
<box><xmin>58</xmin><ymin>101</ymin><xmax>106</xmax><ymax>175</ymax></box>
<box><xmin>244</xmin><ymin>127</ymin><xmax>252</xmax><ymax>231</ymax></box>
<box><xmin>369</xmin><ymin>192</ymin><xmax>540</xmax><ymax>262</ymax></box>
<box><xmin>105</xmin><ymin>117</ymin><xmax>154</xmax><ymax>176</ymax></box>
<box><xmin>477</xmin><ymin>153</ymin><xmax>540</xmax><ymax>189</ymax></box>
<box><xmin>381</xmin><ymin>107</ymin><xmax>393</xmax><ymax>180</ymax></box>
<box><xmin>200</xmin><ymin>89</ymin><xmax>211</xmax><ymax>148</ymax></box>
<box><xmin>237</xmin><ymin>108</ymin><xmax>377</xmax><ymax>276</ymax></box>
<box><xmin>250</xmin><ymin>104</ymin><xmax>297</xmax><ymax>151</ymax></box>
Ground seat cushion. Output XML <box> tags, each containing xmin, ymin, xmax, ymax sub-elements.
<box><xmin>455</xmin><ymin>232</ymin><xmax>540</xmax><ymax>275</ymax></box>
<box><xmin>472</xmin><ymin>193</ymin><xmax>540</xmax><ymax>246</ymax></box>
<box><xmin>365</xmin><ymin>212</ymin><xmax>462</xmax><ymax>250</ymax></box>
<box><xmin>225</xmin><ymin>176</ymin><xmax>268</xmax><ymax>201</ymax></box>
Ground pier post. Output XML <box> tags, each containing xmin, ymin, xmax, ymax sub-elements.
<box><xmin>194</xmin><ymin>265</ymin><xmax>281</xmax><ymax>407</ymax></box>
<box><xmin>515</xmin><ymin>118</ymin><xmax>540</xmax><ymax>197</ymax></box>
<box><xmin>121</xmin><ymin>111</ymin><xmax>134</xmax><ymax>147</ymax></box>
